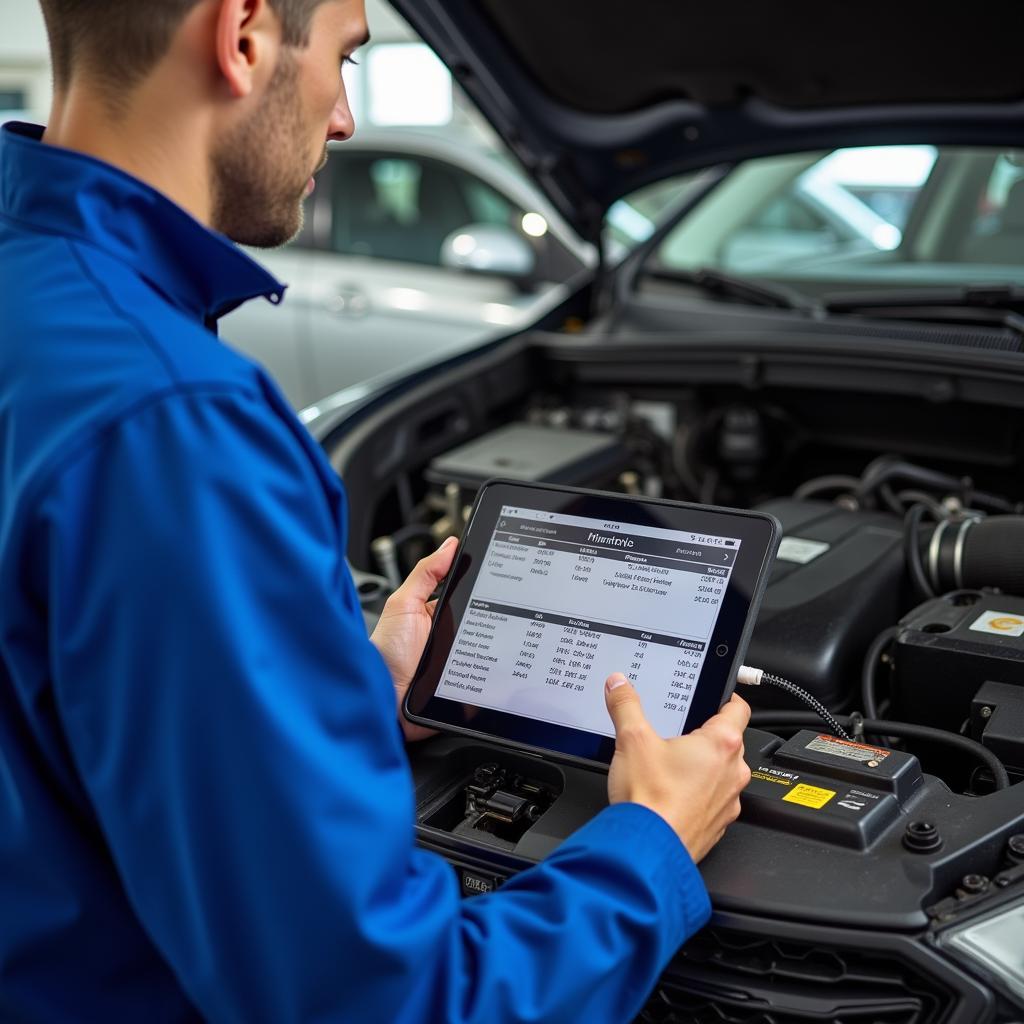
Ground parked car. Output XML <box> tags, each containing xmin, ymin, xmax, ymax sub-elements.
<box><xmin>220</xmin><ymin>130</ymin><xmax>595</xmax><ymax>409</ymax></box>
<box><xmin>304</xmin><ymin>3</ymin><xmax>1024</xmax><ymax>1021</ymax></box>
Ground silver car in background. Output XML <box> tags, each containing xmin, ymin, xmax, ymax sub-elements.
<box><xmin>221</xmin><ymin>131</ymin><xmax>594</xmax><ymax>410</ymax></box>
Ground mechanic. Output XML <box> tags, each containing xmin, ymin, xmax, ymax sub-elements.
<box><xmin>0</xmin><ymin>0</ymin><xmax>752</xmax><ymax>1020</ymax></box>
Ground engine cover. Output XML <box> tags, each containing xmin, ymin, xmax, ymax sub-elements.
<box><xmin>745</xmin><ymin>499</ymin><xmax>906</xmax><ymax>711</ymax></box>
<box><xmin>408</xmin><ymin>732</ymin><xmax>1024</xmax><ymax>1023</ymax></box>
<box><xmin>891</xmin><ymin>591</ymin><xmax>1024</xmax><ymax>779</ymax></box>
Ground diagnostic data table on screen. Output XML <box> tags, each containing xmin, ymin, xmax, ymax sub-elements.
<box><xmin>437</xmin><ymin>506</ymin><xmax>740</xmax><ymax>738</ymax></box>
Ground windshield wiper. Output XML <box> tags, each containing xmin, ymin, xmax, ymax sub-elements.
<box><xmin>826</xmin><ymin>285</ymin><xmax>1024</xmax><ymax>313</ymax></box>
<box><xmin>824</xmin><ymin>285</ymin><xmax>1024</xmax><ymax>337</ymax></box>
<box><xmin>647</xmin><ymin>266</ymin><xmax>819</xmax><ymax>315</ymax></box>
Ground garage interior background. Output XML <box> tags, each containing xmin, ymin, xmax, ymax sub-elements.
<box><xmin>0</xmin><ymin>0</ymin><xmax>498</xmax><ymax>145</ymax></box>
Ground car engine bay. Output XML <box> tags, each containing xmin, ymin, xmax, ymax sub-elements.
<box><xmin>324</xmin><ymin>327</ymin><xmax>1024</xmax><ymax>1023</ymax></box>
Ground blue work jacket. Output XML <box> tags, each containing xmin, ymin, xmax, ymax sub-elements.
<box><xmin>0</xmin><ymin>121</ymin><xmax>710</xmax><ymax>1023</ymax></box>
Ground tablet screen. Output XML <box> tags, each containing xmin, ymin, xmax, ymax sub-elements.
<box><xmin>405</xmin><ymin>480</ymin><xmax>779</xmax><ymax>768</ymax></box>
<box><xmin>436</xmin><ymin>505</ymin><xmax>740</xmax><ymax>738</ymax></box>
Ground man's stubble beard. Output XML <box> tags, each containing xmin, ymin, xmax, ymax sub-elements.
<box><xmin>210</xmin><ymin>51</ymin><xmax>316</xmax><ymax>248</ymax></box>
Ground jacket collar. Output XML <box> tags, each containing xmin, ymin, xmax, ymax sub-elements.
<box><xmin>0</xmin><ymin>122</ymin><xmax>286</xmax><ymax>322</ymax></box>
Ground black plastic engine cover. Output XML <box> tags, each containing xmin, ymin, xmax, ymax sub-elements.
<box><xmin>408</xmin><ymin>731</ymin><xmax>1023</xmax><ymax>929</ymax></box>
<box><xmin>892</xmin><ymin>590</ymin><xmax>1024</xmax><ymax>733</ymax></box>
<box><xmin>408</xmin><ymin>732</ymin><xmax>1024</xmax><ymax>1022</ymax></box>
<box><xmin>745</xmin><ymin>499</ymin><xmax>906</xmax><ymax>711</ymax></box>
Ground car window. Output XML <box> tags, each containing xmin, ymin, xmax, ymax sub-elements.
<box><xmin>603</xmin><ymin>173</ymin><xmax>699</xmax><ymax>255</ymax></box>
<box><xmin>748</xmin><ymin>194</ymin><xmax>832</xmax><ymax>233</ymax></box>
<box><xmin>714</xmin><ymin>187</ymin><xmax>852</xmax><ymax>270</ymax></box>
<box><xmin>463</xmin><ymin>177</ymin><xmax>516</xmax><ymax>226</ymax></box>
<box><xmin>960</xmin><ymin>152</ymin><xmax>1024</xmax><ymax>264</ymax></box>
<box><xmin>326</xmin><ymin>151</ymin><xmax>520</xmax><ymax>267</ymax></box>
<box><xmin>368</xmin><ymin>157</ymin><xmax>422</xmax><ymax>225</ymax></box>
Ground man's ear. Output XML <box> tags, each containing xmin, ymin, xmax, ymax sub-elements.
<box><xmin>214</xmin><ymin>0</ymin><xmax>281</xmax><ymax>99</ymax></box>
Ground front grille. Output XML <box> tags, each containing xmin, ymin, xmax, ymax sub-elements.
<box><xmin>636</xmin><ymin>927</ymin><xmax>955</xmax><ymax>1024</ymax></box>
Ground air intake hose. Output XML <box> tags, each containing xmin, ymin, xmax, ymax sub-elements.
<box><xmin>921</xmin><ymin>515</ymin><xmax>1024</xmax><ymax>595</ymax></box>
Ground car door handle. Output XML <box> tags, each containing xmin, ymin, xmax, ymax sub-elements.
<box><xmin>326</xmin><ymin>284</ymin><xmax>371</xmax><ymax>318</ymax></box>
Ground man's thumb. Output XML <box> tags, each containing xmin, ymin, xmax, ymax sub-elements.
<box><xmin>396</xmin><ymin>537</ymin><xmax>457</xmax><ymax>603</ymax></box>
<box><xmin>604</xmin><ymin>673</ymin><xmax>650</xmax><ymax>736</ymax></box>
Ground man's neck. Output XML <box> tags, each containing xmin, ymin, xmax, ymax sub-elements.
<box><xmin>43</xmin><ymin>82</ymin><xmax>213</xmax><ymax>227</ymax></box>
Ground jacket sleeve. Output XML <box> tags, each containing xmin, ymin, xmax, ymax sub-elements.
<box><xmin>42</xmin><ymin>385</ymin><xmax>710</xmax><ymax>1024</ymax></box>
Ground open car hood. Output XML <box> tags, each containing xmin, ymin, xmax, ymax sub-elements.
<box><xmin>390</xmin><ymin>0</ymin><xmax>1024</xmax><ymax>240</ymax></box>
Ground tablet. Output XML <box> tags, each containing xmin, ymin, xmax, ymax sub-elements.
<box><xmin>404</xmin><ymin>480</ymin><xmax>780</xmax><ymax>769</ymax></box>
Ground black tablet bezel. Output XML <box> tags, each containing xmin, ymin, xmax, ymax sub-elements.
<box><xmin>404</xmin><ymin>479</ymin><xmax>780</xmax><ymax>771</ymax></box>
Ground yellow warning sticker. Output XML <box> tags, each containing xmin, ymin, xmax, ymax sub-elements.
<box><xmin>782</xmin><ymin>784</ymin><xmax>836</xmax><ymax>809</ymax></box>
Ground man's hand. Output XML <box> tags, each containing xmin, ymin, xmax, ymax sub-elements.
<box><xmin>604</xmin><ymin>673</ymin><xmax>751</xmax><ymax>862</ymax></box>
<box><xmin>370</xmin><ymin>537</ymin><xmax>458</xmax><ymax>741</ymax></box>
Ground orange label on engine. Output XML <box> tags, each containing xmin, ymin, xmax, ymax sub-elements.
<box><xmin>805</xmin><ymin>735</ymin><xmax>890</xmax><ymax>763</ymax></box>
<box><xmin>971</xmin><ymin>610</ymin><xmax>1024</xmax><ymax>637</ymax></box>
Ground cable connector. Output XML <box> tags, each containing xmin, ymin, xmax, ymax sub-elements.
<box><xmin>848</xmin><ymin>710</ymin><xmax>866</xmax><ymax>741</ymax></box>
<box><xmin>734</xmin><ymin>664</ymin><xmax>852</xmax><ymax>741</ymax></box>
<box><xmin>737</xmin><ymin>665</ymin><xmax>764</xmax><ymax>686</ymax></box>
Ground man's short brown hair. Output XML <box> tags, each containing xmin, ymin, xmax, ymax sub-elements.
<box><xmin>39</xmin><ymin>0</ymin><xmax>329</xmax><ymax>93</ymax></box>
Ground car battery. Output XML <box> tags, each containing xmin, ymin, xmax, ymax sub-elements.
<box><xmin>741</xmin><ymin>728</ymin><xmax>923</xmax><ymax>850</ymax></box>
<box><xmin>744</xmin><ymin>499</ymin><xmax>906</xmax><ymax>711</ymax></box>
<box><xmin>891</xmin><ymin>590</ymin><xmax>1024</xmax><ymax>734</ymax></box>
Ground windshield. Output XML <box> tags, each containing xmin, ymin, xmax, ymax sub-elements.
<box><xmin>603</xmin><ymin>173</ymin><xmax>700</xmax><ymax>256</ymax></box>
<box><xmin>646</xmin><ymin>146</ymin><xmax>1024</xmax><ymax>297</ymax></box>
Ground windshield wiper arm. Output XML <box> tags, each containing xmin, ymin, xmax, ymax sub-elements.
<box><xmin>824</xmin><ymin>286</ymin><xmax>1024</xmax><ymax>338</ymax></box>
<box><xmin>648</xmin><ymin>266</ymin><xmax>819</xmax><ymax>315</ymax></box>
<box><xmin>826</xmin><ymin>285</ymin><xmax>1024</xmax><ymax>314</ymax></box>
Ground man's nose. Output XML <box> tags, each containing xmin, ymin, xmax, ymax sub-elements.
<box><xmin>328</xmin><ymin>94</ymin><xmax>355</xmax><ymax>142</ymax></box>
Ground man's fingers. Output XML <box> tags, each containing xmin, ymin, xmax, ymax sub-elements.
<box><xmin>712</xmin><ymin>692</ymin><xmax>752</xmax><ymax>732</ymax></box>
<box><xmin>392</xmin><ymin>537</ymin><xmax>458</xmax><ymax>605</ymax></box>
<box><xmin>694</xmin><ymin>693</ymin><xmax>749</xmax><ymax>756</ymax></box>
<box><xmin>604</xmin><ymin>674</ymin><xmax>653</xmax><ymax>740</ymax></box>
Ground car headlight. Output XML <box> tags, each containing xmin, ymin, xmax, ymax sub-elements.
<box><xmin>944</xmin><ymin>899</ymin><xmax>1024</xmax><ymax>1005</ymax></box>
